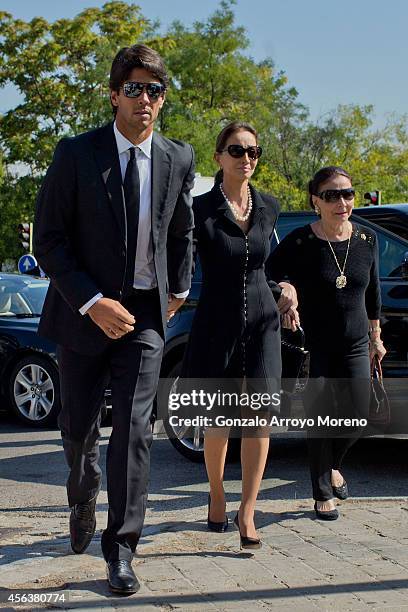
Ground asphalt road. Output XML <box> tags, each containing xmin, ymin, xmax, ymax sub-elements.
<box><xmin>0</xmin><ymin>411</ymin><xmax>407</xmax><ymax>512</ymax></box>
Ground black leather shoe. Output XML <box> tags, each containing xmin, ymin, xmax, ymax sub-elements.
<box><xmin>332</xmin><ymin>480</ymin><xmax>349</xmax><ymax>500</ymax></box>
<box><xmin>69</xmin><ymin>497</ymin><xmax>96</xmax><ymax>554</ymax></box>
<box><xmin>207</xmin><ymin>494</ymin><xmax>229</xmax><ymax>532</ymax></box>
<box><xmin>233</xmin><ymin>513</ymin><xmax>262</xmax><ymax>550</ymax></box>
<box><xmin>107</xmin><ymin>560</ymin><xmax>140</xmax><ymax>594</ymax></box>
<box><xmin>314</xmin><ymin>501</ymin><xmax>339</xmax><ymax>521</ymax></box>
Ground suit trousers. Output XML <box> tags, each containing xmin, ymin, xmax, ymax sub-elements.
<box><xmin>57</xmin><ymin>289</ymin><xmax>164</xmax><ymax>561</ymax></box>
<box><xmin>303</xmin><ymin>339</ymin><xmax>370</xmax><ymax>501</ymax></box>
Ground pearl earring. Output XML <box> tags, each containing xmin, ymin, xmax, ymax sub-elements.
<box><xmin>315</xmin><ymin>205</ymin><xmax>321</xmax><ymax>215</ymax></box>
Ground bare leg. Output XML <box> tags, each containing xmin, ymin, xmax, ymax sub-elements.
<box><xmin>204</xmin><ymin>428</ymin><xmax>230</xmax><ymax>522</ymax></box>
<box><xmin>238</xmin><ymin>430</ymin><xmax>270</xmax><ymax>539</ymax></box>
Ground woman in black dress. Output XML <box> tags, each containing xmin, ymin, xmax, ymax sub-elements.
<box><xmin>267</xmin><ymin>166</ymin><xmax>386</xmax><ymax>519</ymax></box>
<box><xmin>181</xmin><ymin>121</ymin><xmax>298</xmax><ymax>548</ymax></box>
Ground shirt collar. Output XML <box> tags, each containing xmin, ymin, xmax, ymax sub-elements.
<box><xmin>113</xmin><ymin>121</ymin><xmax>152</xmax><ymax>159</ymax></box>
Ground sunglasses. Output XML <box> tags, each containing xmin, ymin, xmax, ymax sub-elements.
<box><xmin>317</xmin><ymin>188</ymin><xmax>355</xmax><ymax>203</ymax></box>
<box><xmin>122</xmin><ymin>81</ymin><xmax>166</xmax><ymax>100</ymax></box>
<box><xmin>219</xmin><ymin>144</ymin><xmax>263</xmax><ymax>160</ymax></box>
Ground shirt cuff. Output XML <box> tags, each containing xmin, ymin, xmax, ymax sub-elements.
<box><xmin>79</xmin><ymin>293</ymin><xmax>103</xmax><ymax>315</ymax></box>
<box><xmin>171</xmin><ymin>290</ymin><xmax>189</xmax><ymax>299</ymax></box>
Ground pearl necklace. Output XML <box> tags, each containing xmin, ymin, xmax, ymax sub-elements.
<box><xmin>220</xmin><ymin>183</ymin><xmax>253</xmax><ymax>222</ymax></box>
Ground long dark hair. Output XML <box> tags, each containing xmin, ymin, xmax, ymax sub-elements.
<box><xmin>214</xmin><ymin>121</ymin><xmax>258</xmax><ymax>184</ymax></box>
<box><xmin>109</xmin><ymin>44</ymin><xmax>169</xmax><ymax>116</ymax></box>
<box><xmin>308</xmin><ymin>166</ymin><xmax>352</xmax><ymax>210</ymax></box>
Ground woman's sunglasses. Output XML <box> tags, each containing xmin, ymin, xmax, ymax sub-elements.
<box><xmin>122</xmin><ymin>81</ymin><xmax>166</xmax><ymax>100</ymax></box>
<box><xmin>317</xmin><ymin>188</ymin><xmax>355</xmax><ymax>203</ymax></box>
<box><xmin>219</xmin><ymin>144</ymin><xmax>263</xmax><ymax>160</ymax></box>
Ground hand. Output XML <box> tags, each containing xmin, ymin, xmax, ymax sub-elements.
<box><xmin>88</xmin><ymin>297</ymin><xmax>135</xmax><ymax>339</ymax></box>
<box><xmin>277</xmin><ymin>282</ymin><xmax>298</xmax><ymax>315</ymax></box>
<box><xmin>167</xmin><ymin>294</ymin><xmax>185</xmax><ymax>321</ymax></box>
<box><xmin>369</xmin><ymin>338</ymin><xmax>387</xmax><ymax>363</ymax></box>
<box><xmin>281</xmin><ymin>308</ymin><xmax>300</xmax><ymax>332</ymax></box>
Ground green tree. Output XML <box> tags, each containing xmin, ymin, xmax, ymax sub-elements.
<box><xmin>0</xmin><ymin>2</ymin><xmax>153</xmax><ymax>172</ymax></box>
<box><xmin>256</xmin><ymin>104</ymin><xmax>408</xmax><ymax>209</ymax></box>
<box><xmin>159</xmin><ymin>0</ymin><xmax>296</xmax><ymax>176</ymax></box>
<box><xmin>0</xmin><ymin>2</ymin><xmax>159</xmax><ymax>266</ymax></box>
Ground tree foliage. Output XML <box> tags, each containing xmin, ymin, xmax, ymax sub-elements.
<box><xmin>0</xmin><ymin>0</ymin><xmax>407</xmax><ymax>267</ymax></box>
<box><xmin>0</xmin><ymin>2</ymin><xmax>156</xmax><ymax>265</ymax></box>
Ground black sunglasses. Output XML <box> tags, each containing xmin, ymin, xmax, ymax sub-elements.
<box><xmin>317</xmin><ymin>188</ymin><xmax>355</xmax><ymax>203</ymax></box>
<box><xmin>122</xmin><ymin>81</ymin><xmax>166</xmax><ymax>100</ymax></box>
<box><xmin>219</xmin><ymin>144</ymin><xmax>263</xmax><ymax>160</ymax></box>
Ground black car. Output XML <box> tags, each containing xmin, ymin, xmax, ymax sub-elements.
<box><xmin>160</xmin><ymin>211</ymin><xmax>408</xmax><ymax>461</ymax></box>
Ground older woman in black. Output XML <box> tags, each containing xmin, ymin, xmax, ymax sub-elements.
<box><xmin>181</xmin><ymin>122</ymin><xmax>298</xmax><ymax>548</ymax></box>
<box><xmin>267</xmin><ymin>166</ymin><xmax>386</xmax><ymax>519</ymax></box>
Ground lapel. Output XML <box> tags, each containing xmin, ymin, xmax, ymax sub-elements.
<box><xmin>151</xmin><ymin>132</ymin><xmax>172</xmax><ymax>246</ymax></box>
<box><xmin>92</xmin><ymin>123</ymin><xmax>126</xmax><ymax>244</ymax></box>
<box><xmin>215</xmin><ymin>183</ymin><xmax>266</xmax><ymax>231</ymax></box>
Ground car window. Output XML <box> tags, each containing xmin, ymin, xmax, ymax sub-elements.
<box><xmin>276</xmin><ymin>215</ymin><xmax>315</xmax><ymax>241</ymax></box>
<box><xmin>373</xmin><ymin>220</ymin><xmax>408</xmax><ymax>241</ymax></box>
<box><xmin>0</xmin><ymin>278</ymin><xmax>48</xmax><ymax>316</ymax></box>
<box><xmin>354</xmin><ymin>212</ymin><xmax>408</xmax><ymax>241</ymax></box>
<box><xmin>377</xmin><ymin>233</ymin><xmax>408</xmax><ymax>278</ymax></box>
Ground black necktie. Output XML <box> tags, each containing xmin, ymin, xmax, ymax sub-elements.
<box><xmin>123</xmin><ymin>146</ymin><xmax>140</xmax><ymax>295</ymax></box>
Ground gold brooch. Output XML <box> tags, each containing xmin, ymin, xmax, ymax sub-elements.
<box><xmin>360</xmin><ymin>233</ymin><xmax>366</xmax><ymax>240</ymax></box>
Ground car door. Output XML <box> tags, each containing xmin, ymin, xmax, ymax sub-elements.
<box><xmin>373</xmin><ymin>226</ymin><xmax>408</xmax><ymax>433</ymax></box>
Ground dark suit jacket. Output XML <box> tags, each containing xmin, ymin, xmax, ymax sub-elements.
<box><xmin>34</xmin><ymin>123</ymin><xmax>195</xmax><ymax>355</ymax></box>
<box><xmin>181</xmin><ymin>184</ymin><xmax>281</xmax><ymax>382</ymax></box>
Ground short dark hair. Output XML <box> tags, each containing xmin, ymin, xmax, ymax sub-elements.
<box><xmin>214</xmin><ymin>121</ymin><xmax>258</xmax><ymax>184</ymax></box>
<box><xmin>308</xmin><ymin>166</ymin><xmax>352</xmax><ymax>210</ymax></box>
<box><xmin>109</xmin><ymin>44</ymin><xmax>169</xmax><ymax>115</ymax></box>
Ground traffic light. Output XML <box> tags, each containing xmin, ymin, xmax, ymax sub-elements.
<box><xmin>18</xmin><ymin>222</ymin><xmax>33</xmax><ymax>252</ymax></box>
<box><xmin>364</xmin><ymin>190</ymin><xmax>381</xmax><ymax>206</ymax></box>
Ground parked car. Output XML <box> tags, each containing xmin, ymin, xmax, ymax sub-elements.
<box><xmin>160</xmin><ymin>211</ymin><xmax>408</xmax><ymax>461</ymax></box>
<box><xmin>0</xmin><ymin>274</ymin><xmax>59</xmax><ymax>426</ymax></box>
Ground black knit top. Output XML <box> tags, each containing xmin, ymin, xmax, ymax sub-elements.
<box><xmin>266</xmin><ymin>223</ymin><xmax>381</xmax><ymax>349</ymax></box>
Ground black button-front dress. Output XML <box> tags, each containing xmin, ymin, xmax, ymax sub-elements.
<box><xmin>180</xmin><ymin>184</ymin><xmax>282</xmax><ymax>405</ymax></box>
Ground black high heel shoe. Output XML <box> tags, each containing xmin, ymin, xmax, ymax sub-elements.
<box><xmin>314</xmin><ymin>501</ymin><xmax>339</xmax><ymax>521</ymax></box>
<box><xmin>207</xmin><ymin>494</ymin><xmax>229</xmax><ymax>532</ymax></box>
<box><xmin>332</xmin><ymin>479</ymin><xmax>349</xmax><ymax>500</ymax></box>
<box><xmin>233</xmin><ymin>513</ymin><xmax>262</xmax><ymax>550</ymax></box>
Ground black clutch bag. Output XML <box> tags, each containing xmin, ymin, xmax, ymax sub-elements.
<box><xmin>281</xmin><ymin>327</ymin><xmax>310</xmax><ymax>394</ymax></box>
<box><xmin>369</xmin><ymin>354</ymin><xmax>390</xmax><ymax>426</ymax></box>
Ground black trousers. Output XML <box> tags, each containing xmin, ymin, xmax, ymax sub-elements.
<box><xmin>303</xmin><ymin>339</ymin><xmax>370</xmax><ymax>501</ymax></box>
<box><xmin>57</xmin><ymin>289</ymin><xmax>164</xmax><ymax>561</ymax></box>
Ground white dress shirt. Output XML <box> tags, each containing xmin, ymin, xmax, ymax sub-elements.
<box><xmin>79</xmin><ymin>122</ymin><xmax>188</xmax><ymax>315</ymax></box>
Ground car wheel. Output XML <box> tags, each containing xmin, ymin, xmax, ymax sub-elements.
<box><xmin>8</xmin><ymin>355</ymin><xmax>61</xmax><ymax>427</ymax></box>
<box><xmin>161</xmin><ymin>362</ymin><xmax>242</xmax><ymax>463</ymax></box>
<box><xmin>162</xmin><ymin>362</ymin><xmax>205</xmax><ymax>463</ymax></box>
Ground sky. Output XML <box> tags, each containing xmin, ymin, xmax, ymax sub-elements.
<box><xmin>0</xmin><ymin>0</ymin><xmax>407</xmax><ymax>128</ymax></box>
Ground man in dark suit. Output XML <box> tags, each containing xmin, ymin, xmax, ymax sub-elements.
<box><xmin>34</xmin><ymin>44</ymin><xmax>194</xmax><ymax>594</ymax></box>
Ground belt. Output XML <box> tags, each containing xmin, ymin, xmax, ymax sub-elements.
<box><xmin>130</xmin><ymin>287</ymin><xmax>159</xmax><ymax>297</ymax></box>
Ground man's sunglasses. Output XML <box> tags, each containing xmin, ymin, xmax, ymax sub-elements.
<box><xmin>219</xmin><ymin>144</ymin><xmax>263</xmax><ymax>160</ymax></box>
<box><xmin>122</xmin><ymin>81</ymin><xmax>166</xmax><ymax>100</ymax></box>
<box><xmin>317</xmin><ymin>188</ymin><xmax>355</xmax><ymax>203</ymax></box>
